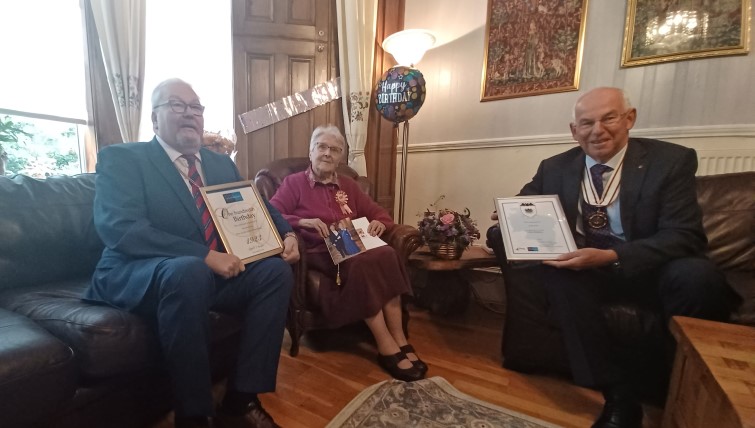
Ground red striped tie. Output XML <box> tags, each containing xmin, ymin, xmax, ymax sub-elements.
<box><xmin>183</xmin><ymin>155</ymin><xmax>220</xmax><ymax>251</ymax></box>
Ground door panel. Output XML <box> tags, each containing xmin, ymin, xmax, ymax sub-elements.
<box><xmin>233</xmin><ymin>0</ymin><xmax>340</xmax><ymax>179</ymax></box>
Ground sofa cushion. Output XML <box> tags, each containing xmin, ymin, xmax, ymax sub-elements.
<box><xmin>696</xmin><ymin>171</ymin><xmax>755</xmax><ymax>273</ymax></box>
<box><xmin>0</xmin><ymin>280</ymin><xmax>160</xmax><ymax>379</ymax></box>
<box><xmin>0</xmin><ymin>308</ymin><xmax>77</xmax><ymax>427</ymax></box>
<box><xmin>0</xmin><ymin>174</ymin><xmax>103</xmax><ymax>291</ymax></box>
<box><xmin>0</xmin><ymin>280</ymin><xmax>244</xmax><ymax>379</ymax></box>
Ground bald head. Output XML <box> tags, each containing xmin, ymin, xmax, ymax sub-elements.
<box><xmin>569</xmin><ymin>87</ymin><xmax>637</xmax><ymax>163</ymax></box>
<box><xmin>150</xmin><ymin>78</ymin><xmax>205</xmax><ymax>155</ymax></box>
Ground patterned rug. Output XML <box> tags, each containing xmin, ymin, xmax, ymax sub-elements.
<box><xmin>327</xmin><ymin>376</ymin><xmax>561</xmax><ymax>427</ymax></box>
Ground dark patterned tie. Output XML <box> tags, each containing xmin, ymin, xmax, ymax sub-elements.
<box><xmin>183</xmin><ymin>155</ymin><xmax>220</xmax><ymax>251</ymax></box>
<box><xmin>582</xmin><ymin>164</ymin><xmax>620</xmax><ymax>249</ymax></box>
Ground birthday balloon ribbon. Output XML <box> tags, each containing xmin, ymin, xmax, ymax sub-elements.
<box><xmin>335</xmin><ymin>190</ymin><xmax>353</xmax><ymax>216</ymax></box>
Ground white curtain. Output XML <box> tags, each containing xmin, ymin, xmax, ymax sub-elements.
<box><xmin>336</xmin><ymin>0</ymin><xmax>377</xmax><ymax>176</ymax></box>
<box><xmin>89</xmin><ymin>0</ymin><xmax>145</xmax><ymax>142</ymax></box>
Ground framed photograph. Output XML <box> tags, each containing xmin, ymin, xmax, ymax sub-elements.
<box><xmin>481</xmin><ymin>0</ymin><xmax>589</xmax><ymax>101</ymax></box>
<box><xmin>200</xmin><ymin>180</ymin><xmax>283</xmax><ymax>264</ymax></box>
<box><xmin>622</xmin><ymin>0</ymin><xmax>751</xmax><ymax>67</ymax></box>
<box><xmin>495</xmin><ymin>195</ymin><xmax>577</xmax><ymax>260</ymax></box>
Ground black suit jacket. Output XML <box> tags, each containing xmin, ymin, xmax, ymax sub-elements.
<box><xmin>519</xmin><ymin>138</ymin><xmax>707</xmax><ymax>276</ymax></box>
<box><xmin>85</xmin><ymin>138</ymin><xmax>292</xmax><ymax>308</ymax></box>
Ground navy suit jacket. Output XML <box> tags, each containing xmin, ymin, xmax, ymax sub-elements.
<box><xmin>86</xmin><ymin>138</ymin><xmax>292</xmax><ymax>309</ymax></box>
<box><xmin>519</xmin><ymin>137</ymin><xmax>708</xmax><ymax>277</ymax></box>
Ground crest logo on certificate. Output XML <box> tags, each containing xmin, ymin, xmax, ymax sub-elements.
<box><xmin>494</xmin><ymin>195</ymin><xmax>577</xmax><ymax>260</ymax></box>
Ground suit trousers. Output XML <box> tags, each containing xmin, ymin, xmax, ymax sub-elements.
<box><xmin>130</xmin><ymin>255</ymin><xmax>293</xmax><ymax>417</ymax></box>
<box><xmin>487</xmin><ymin>225</ymin><xmax>732</xmax><ymax>389</ymax></box>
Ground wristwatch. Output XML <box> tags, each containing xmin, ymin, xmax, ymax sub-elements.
<box><xmin>284</xmin><ymin>231</ymin><xmax>297</xmax><ymax>241</ymax></box>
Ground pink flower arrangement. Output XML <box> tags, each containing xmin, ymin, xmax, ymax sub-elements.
<box><xmin>417</xmin><ymin>196</ymin><xmax>480</xmax><ymax>250</ymax></box>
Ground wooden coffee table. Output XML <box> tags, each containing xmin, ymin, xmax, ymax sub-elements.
<box><xmin>662</xmin><ymin>316</ymin><xmax>755</xmax><ymax>428</ymax></box>
<box><xmin>408</xmin><ymin>246</ymin><xmax>499</xmax><ymax>315</ymax></box>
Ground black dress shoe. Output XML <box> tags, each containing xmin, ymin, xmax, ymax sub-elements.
<box><xmin>377</xmin><ymin>351</ymin><xmax>425</xmax><ymax>382</ymax></box>
<box><xmin>215</xmin><ymin>398</ymin><xmax>280</xmax><ymax>428</ymax></box>
<box><xmin>399</xmin><ymin>344</ymin><xmax>428</xmax><ymax>374</ymax></box>
<box><xmin>591</xmin><ymin>395</ymin><xmax>643</xmax><ymax>428</ymax></box>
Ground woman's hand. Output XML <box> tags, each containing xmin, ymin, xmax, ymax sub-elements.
<box><xmin>367</xmin><ymin>220</ymin><xmax>386</xmax><ymax>237</ymax></box>
<box><xmin>298</xmin><ymin>218</ymin><xmax>329</xmax><ymax>238</ymax></box>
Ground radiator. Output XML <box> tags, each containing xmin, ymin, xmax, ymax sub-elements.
<box><xmin>697</xmin><ymin>153</ymin><xmax>755</xmax><ymax>176</ymax></box>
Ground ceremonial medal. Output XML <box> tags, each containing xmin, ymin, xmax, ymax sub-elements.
<box><xmin>581</xmin><ymin>157</ymin><xmax>625</xmax><ymax>228</ymax></box>
<box><xmin>587</xmin><ymin>209</ymin><xmax>608</xmax><ymax>229</ymax></box>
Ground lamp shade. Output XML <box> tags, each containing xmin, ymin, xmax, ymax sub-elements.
<box><xmin>381</xmin><ymin>29</ymin><xmax>436</xmax><ymax>67</ymax></box>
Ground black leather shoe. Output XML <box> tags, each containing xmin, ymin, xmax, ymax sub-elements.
<box><xmin>399</xmin><ymin>344</ymin><xmax>428</xmax><ymax>374</ymax></box>
<box><xmin>377</xmin><ymin>351</ymin><xmax>425</xmax><ymax>382</ymax></box>
<box><xmin>591</xmin><ymin>394</ymin><xmax>643</xmax><ymax>428</ymax></box>
<box><xmin>215</xmin><ymin>398</ymin><xmax>280</xmax><ymax>428</ymax></box>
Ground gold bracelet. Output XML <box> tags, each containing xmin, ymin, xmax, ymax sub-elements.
<box><xmin>284</xmin><ymin>231</ymin><xmax>297</xmax><ymax>241</ymax></box>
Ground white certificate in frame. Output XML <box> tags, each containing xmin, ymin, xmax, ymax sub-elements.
<box><xmin>200</xmin><ymin>181</ymin><xmax>283</xmax><ymax>264</ymax></box>
<box><xmin>495</xmin><ymin>195</ymin><xmax>577</xmax><ymax>260</ymax></box>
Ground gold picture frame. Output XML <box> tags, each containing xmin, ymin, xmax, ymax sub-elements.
<box><xmin>481</xmin><ymin>0</ymin><xmax>589</xmax><ymax>102</ymax></box>
<box><xmin>200</xmin><ymin>180</ymin><xmax>283</xmax><ymax>264</ymax></box>
<box><xmin>621</xmin><ymin>0</ymin><xmax>752</xmax><ymax>67</ymax></box>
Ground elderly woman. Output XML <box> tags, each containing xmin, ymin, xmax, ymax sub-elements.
<box><xmin>270</xmin><ymin>125</ymin><xmax>426</xmax><ymax>382</ymax></box>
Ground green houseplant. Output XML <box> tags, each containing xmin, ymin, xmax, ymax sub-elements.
<box><xmin>0</xmin><ymin>116</ymin><xmax>31</xmax><ymax>175</ymax></box>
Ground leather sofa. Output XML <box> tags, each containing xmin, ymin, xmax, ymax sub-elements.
<box><xmin>0</xmin><ymin>174</ymin><xmax>243</xmax><ymax>428</ymax></box>
<box><xmin>487</xmin><ymin>171</ymin><xmax>755</xmax><ymax>401</ymax></box>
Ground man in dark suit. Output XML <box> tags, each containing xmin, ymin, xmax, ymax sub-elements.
<box><xmin>85</xmin><ymin>78</ymin><xmax>299</xmax><ymax>428</ymax></box>
<box><xmin>488</xmin><ymin>87</ymin><xmax>735</xmax><ymax>428</ymax></box>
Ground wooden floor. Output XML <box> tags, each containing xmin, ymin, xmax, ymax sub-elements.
<box><xmin>157</xmin><ymin>300</ymin><xmax>663</xmax><ymax>427</ymax></box>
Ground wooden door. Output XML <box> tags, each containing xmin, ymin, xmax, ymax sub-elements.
<box><xmin>232</xmin><ymin>0</ymin><xmax>342</xmax><ymax>179</ymax></box>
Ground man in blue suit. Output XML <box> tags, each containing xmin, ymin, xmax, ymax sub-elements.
<box><xmin>85</xmin><ymin>78</ymin><xmax>299</xmax><ymax>428</ymax></box>
<box><xmin>488</xmin><ymin>87</ymin><xmax>736</xmax><ymax>428</ymax></box>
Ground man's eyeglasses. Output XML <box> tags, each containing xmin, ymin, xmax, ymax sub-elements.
<box><xmin>576</xmin><ymin>111</ymin><xmax>630</xmax><ymax>132</ymax></box>
<box><xmin>315</xmin><ymin>142</ymin><xmax>344</xmax><ymax>154</ymax></box>
<box><xmin>154</xmin><ymin>100</ymin><xmax>205</xmax><ymax>116</ymax></box>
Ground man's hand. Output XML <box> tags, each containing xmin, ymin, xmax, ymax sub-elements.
<box><xmin>542</xmin><ymin>248</ymin><xmax>618</xmax><ymax>271</ymax></box>
<box><xmin>367</xmin><ymin>220</ymin><xmax>386</xmax><ymax>237</ymax></box>
<box><xmin>205</xmin><ymin>250</ymin><xmax>245</xmax><ymax>279</ymax></box>
<box><xmin>281</xmin><ymin>236</ymin><xmax>300</xmax><ymax>264</ymax></box>
<box><xmin>298</xmin><ymin>218</ymin><xmax>329</xmax><ymax>238</ymax></box>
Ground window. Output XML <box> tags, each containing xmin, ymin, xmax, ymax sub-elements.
<box><xmin>0</xmin><ymin>1</ymin><xmax>88</xmax><ymax>177</ymax></box>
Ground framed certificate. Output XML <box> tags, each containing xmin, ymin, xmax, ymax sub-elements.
<box><xmin>200</xmin><ymin>181</ymin><xmax>283</xmax><ymax>264</ymax></box>
<box><xmin>495</xmin><ymin>195</ymin><xmax>577</xmax><ymax>260</ymax></box>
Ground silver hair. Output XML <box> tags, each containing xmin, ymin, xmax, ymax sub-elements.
<box><xmin>309</xmin><ymin>125</ymin><xmax>346</xmax><ymax>152</ymax></box>
<box><xmin>572</xmin><ymin>87</ymin><xmax>633</xmax><ymax>121</ymax></box>
<box><xmin>151</xmin><ymin>78</ymin><xmax>194</xmax><ymax>108</ymax></box>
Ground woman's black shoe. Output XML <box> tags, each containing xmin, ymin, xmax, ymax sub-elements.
<box><xmin>399</xmin><ymin>344</ymin><xmax>428</xmax><ymax>374</ymax></box>
<box><xmin>377</xmin><ymin>351</ymin><xmax>425</xmax><ymax>382</ymax></box>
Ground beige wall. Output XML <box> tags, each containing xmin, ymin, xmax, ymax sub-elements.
<box><xmin>395</xmin><ymin>0</ymin><xmax>755</xmax><ymax>228</ymax></box>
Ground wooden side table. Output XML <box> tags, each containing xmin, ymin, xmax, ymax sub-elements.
<box><xmin>408</xmin><ymin>246</ymin><xmax>499</xmax><ymax>315</ymax></box>
<box><xmin>662</xmin><ymin>316</ymin><xmax>755</xmax><ymax>428</ymax></box>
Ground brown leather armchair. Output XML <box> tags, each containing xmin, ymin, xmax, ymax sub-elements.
<box><xmin>254</xmin><ymin>157</ymin><xmax>422</xmax><ymax>356</ymax></box>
